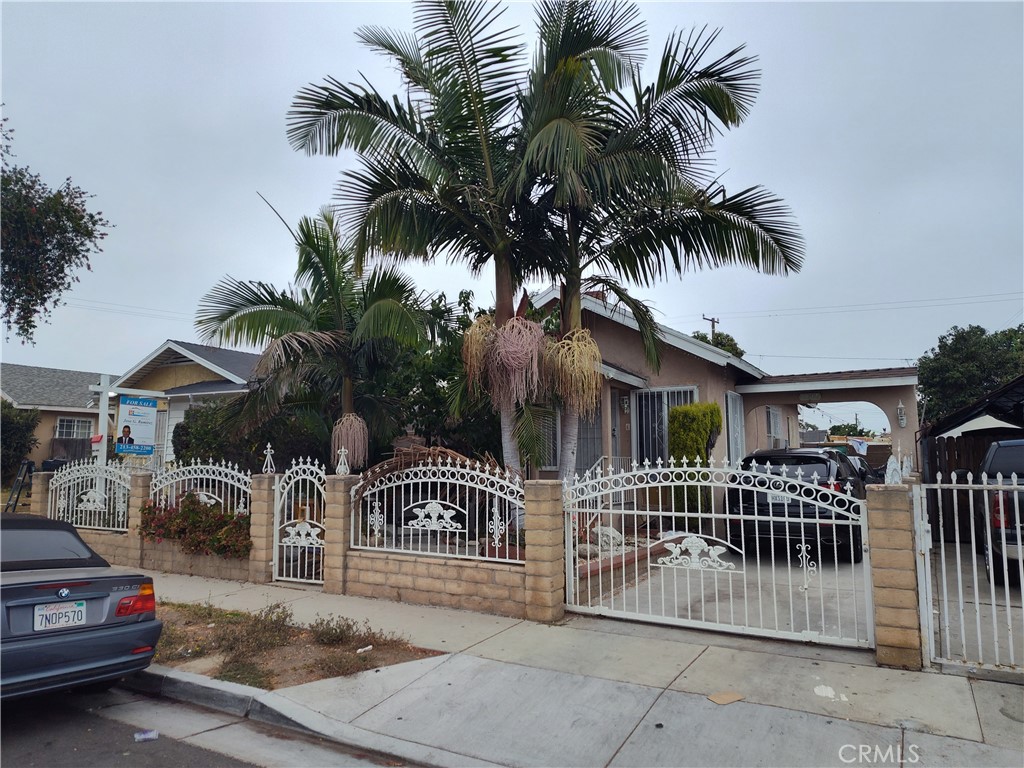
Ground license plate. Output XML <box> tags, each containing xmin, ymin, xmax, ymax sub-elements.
<box><xmin>34</xmin><ymin>600</ymin><xmax>87</xmax><ymax>631</ymax></box>
<box><xmin>768</xmin><ymin>493</ymin><xmax>789</xmax><ymax>505</ymax></box>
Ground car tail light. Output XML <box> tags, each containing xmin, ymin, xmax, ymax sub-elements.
<box><xmin>991</xmin><ymin>492</ymin><xmax>1007</xmax><ymax>528</ymax></box>
<box><xmin>819</xmin><ymin>481</ymin><xmax>843</xmax><ymax>492</ymax></box>
<box><xmin>115</xmin><ymin>583</ymin><xmax>156</xmax><ymax>617</ymax></box>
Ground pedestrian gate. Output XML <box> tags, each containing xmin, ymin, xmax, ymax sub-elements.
<box><xmin>273</xmin><ymin>458</ymin><xmax>327</xmax><ymax>584</ymax></box>
<box><xmin>914</xmin><ymin>476</ymin><xmax>1022</xmax><ymax>675</ymax></box>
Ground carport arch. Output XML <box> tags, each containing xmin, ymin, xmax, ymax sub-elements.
<box><xmin>735</xmin><ymin>368</ymin><xmax>919</xmax><ymax>469</ymax></box>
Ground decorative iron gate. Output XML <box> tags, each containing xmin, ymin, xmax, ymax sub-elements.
<box><xmin>564</xmin><ymin>458</ymin><xmax>874</xmax><ymax>648</ymax></box>
<box><xmin>150</xmin><ymin>459</ymin><xmax>251</xmax><ymax>515</ymax></box>
<box><xmin>48</xmin><ymin>460</ymin><xmax>132</xmax><ymax>531</ymax></box>
<box><xmin>351</xmin><ymin>456</ymin><xmax>525</xmax><ymax>562</ymax></box>
<box><xmin>914</xmin><ymin>476</ymin><xmax>1022</xmax><ymax>675</ymax></box>
<box><xmin>273</xmin><ymin>458</ymin><xmax>327</xmax><ymax>584</ymax></box>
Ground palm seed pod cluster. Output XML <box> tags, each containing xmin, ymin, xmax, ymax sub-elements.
<box><xmin>462</xmin><ymin>315</ymin><xmax>602</xmax><ymax>416</ymax></box>
<box><xmin>331</xmin><ymin>412</ymin><xmax>369</xmax><ymax>471</ymax></box>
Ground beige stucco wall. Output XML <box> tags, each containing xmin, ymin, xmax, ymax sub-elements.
<box><xmin>740</xmin><ymin>383</ymin><xmax>920</xmax><ymax>469</ymax></box>
<box><xmin>26</xmin><ymin>410</ymin><xmax>104</xmax><ymax>466</ymax></box>
<box><xmin>584</xmin><ymin>313</ymin><xmax>741</xmax><ymax>463</ymax></box>
<box><xmin>133</xmin><ymin>363</ymin><xmax>227</xmax><ymax>392</ymax></box>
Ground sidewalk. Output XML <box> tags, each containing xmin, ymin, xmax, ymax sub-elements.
<box><xmin>129</xmin><ymin>570</ymin><xmax>1023</xmax><ymax>768</ymax></box>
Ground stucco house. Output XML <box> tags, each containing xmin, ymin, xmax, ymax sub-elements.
<box><xmin>0</xmin><ymin>363</ymin><xmax>116</xmax><ymax>467</ymax></box>
<box><xmin>110</xmin><ymin>340</ymin><xmax>260</xmax><ymax>463</ymax></box>
<box><xmin>532</xmin><ymin>287</ymin><xmax>920</xmax><ymax>475</ymax></box>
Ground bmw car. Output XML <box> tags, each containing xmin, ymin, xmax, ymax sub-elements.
<box><xmin>1</xmin><ymin>513</ymin><xmax>163</xmax><ymax>700</ymax></box>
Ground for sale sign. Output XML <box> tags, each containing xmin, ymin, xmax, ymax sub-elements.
<box><xmin>115</xmin><ymin>396</ymin><xmax>157</xmax><ymax>455</ymax></box>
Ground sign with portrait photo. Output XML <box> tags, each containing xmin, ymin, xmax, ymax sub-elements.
<box><xmin>115</xmin><ymin>396</ymin><xmax>157</xmax><ymax>455</ymax></box>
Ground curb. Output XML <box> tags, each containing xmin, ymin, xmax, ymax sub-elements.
<box><xmin>121</xmin><ymin>665</ymin><xmax>501</xmax><ymax>768</ymax></box>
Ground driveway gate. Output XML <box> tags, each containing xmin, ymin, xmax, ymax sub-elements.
<box><xmin>564</xmin><ymin>459</ymin><xmax>874</xmax><ymax>648</ymax></box>
<box><xmin>273</xmin><ymin>458</ymin><xmax>326</xmax><ymax>584</ymax></box>
<box><xmin>914</xmin><ymin>475</ymin><xmax>1022</xmax><ymax>675</ymax></box>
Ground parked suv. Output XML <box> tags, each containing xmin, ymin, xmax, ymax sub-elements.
<box><xmin>726</xmin><ymin>448</ymin><xmax>866</xmax><ymax>563</ymax></box>
<box><xmin>977</xmin><ymin>439</ymin><xmax>1023</xmax><ymax>585</ymax></box>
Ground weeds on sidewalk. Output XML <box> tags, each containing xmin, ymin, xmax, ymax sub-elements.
<box><xmin>155</xmin><ymin>601</ymin><xmax>440</xmax><ymax>689</ymax></box>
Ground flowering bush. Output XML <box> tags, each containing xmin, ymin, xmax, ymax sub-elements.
<box><xmin>140</xmin><ymin>492</ymin><xmax>252</xmax><ymax>559</ymax></box>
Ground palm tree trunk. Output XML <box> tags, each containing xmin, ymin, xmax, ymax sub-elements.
<box><xmin>341</xmin><ymin>377</ymin><xmax>355</xmax><ymax>414</ymax></box>
<box><xmin>559</xmin><ymin>405</ymin><xmax>580</xmax><ymax>480</ymax></box>
<box><xmin>558</xmin><ymin>261</ymin><xmax>584</xmax><ymax>480</ymax></box>
<box><xmin>494</xmin><ymin>252</ymin><xmax>522</xmax><ymax>475</ymax></box>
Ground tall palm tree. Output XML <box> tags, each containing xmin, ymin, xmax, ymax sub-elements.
<box><xmin>288</xmin><ymin>0</ymin><xmax>804</xmax><ymax>476</ymax></box>
<box><xmin>194</xmin><ymin>209</ymin><xmax>428</xmax><ymax>469</ymax></box>
<box><xmin>287</xmin><ymin>0</ymin><xmax>588</xmax><ymax>474</ymax></box>
<box><xmin>519</xmin><ymin>5</ymin><xmax>804</xmax><ymax>477</ymax></box>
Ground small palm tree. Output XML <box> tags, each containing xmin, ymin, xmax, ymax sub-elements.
<box><xmin>195</xmin><ymin>209</ymin><xmax>429</xmax><ymax>469</ymax></box>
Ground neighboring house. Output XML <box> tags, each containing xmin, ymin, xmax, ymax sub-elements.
<box><xmin>0</xmin><ymin>363</ymin><xmax>115</xmax><ymax>467</ymax></box>
<box><xmin>918</xmin><ymin>374</ymin><xmax>1024</xmax><ymax>480</ymax></box>
<box><xmin>111</xmin><ymin>340</ymin><xmax>260</xmax><ymax>463</ymax></box>
<box><xmin>532</xmin><ymin>287</ymin><xmax>920</xmax><ymax>475</ymax></box>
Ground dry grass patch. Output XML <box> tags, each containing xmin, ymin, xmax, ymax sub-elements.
<box><xmin>155</xmin><ymin>601</ymin><xmax>441</xmax><ymax>689</ymax></box>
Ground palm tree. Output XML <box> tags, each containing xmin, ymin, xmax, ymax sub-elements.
<box><xmin>288</xmin><ymin>0</ymin><xmax>804</xmax><ymax>477</ymax></box>
<box><xmin>519</xmin><ymin>6</ymin><xmax>804</xmax><ymax>477</ymax></box>
<box><xmin>194</xmin><ymin>209</ymin><xmax>428</xmax><ymax>469</ymax></box>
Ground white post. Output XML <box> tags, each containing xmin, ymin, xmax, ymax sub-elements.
<box><xmin>98</xmin><ymin>374</ymin><xmax>110</xmax><ymax>467</ymax></box>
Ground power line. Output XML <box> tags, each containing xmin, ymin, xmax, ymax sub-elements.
<box><xmin>661</xmin><ymin>292</ymin><xmax>1022</xmax><ymax>324</ymax></box>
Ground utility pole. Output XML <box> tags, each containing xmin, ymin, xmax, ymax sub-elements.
<box><xmin>702</xmin><ymin>315</ymin><xmax>720</xmax><ymax>342</ymax></box>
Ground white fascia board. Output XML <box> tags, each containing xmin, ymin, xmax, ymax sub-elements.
<box><xmin>166</xmin><ymin>387</ymin><xmax>247</xmax><ymax>399</ymax></box>
<box><xmin>580</xmin><ymin>294</ymin><xmax>767</xmax><ymax>378</ymax></box>
<box><xmin>735</xmin><ymin>375</ymin><xmax>918</xmax><ymax>394</ymax></box>
<box><xmin>114</xmin><ymin>340</ymin><xmax>247</xmax><ymax>388</ymax></box>
<box><xmin>601</xmin><ymin>364</ymin><xmax>647</xmax><ymax>388</ymax></box>
<box><xmin>532</xmin><ymin>286</ymin><xmax>767</xmax><ymax>378</ymax></box>
<box><xmin>27</xmin><ymin>405</ymin><xmax>105</xmax><ymax>415</ymax></box>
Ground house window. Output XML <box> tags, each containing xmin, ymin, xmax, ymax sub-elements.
<box><xmin>540</xmin><ymin>413</ymin><xmax>560</xmax><ymax>472</ymax></box>
<box><xmin>766</xmin><ymin>406</ymin><xmax>785</xmax><ymax>448</ymax></box>
<box><xmin>55</xmin><ymin>417</ymin><xmax>93</xmax><ymax>440</ymax></box>
<box><xmin>633</xmin><ymin>387</ymin><xmax>697</xmax><ymax>463</ymax></box>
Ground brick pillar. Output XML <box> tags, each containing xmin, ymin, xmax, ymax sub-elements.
<box><xmin>524</xmin><ymin>480</ymin><xmax>566</xmax><ymax>623</ymax></box>
<box><xmin>128</xmin><ymin>471</ymin><xmax>151</xmax><ymax>568</ymax></box>
<box><xmin>867</xmin><ymin>483</ymin><xmax>923</xmax><ymax>670</ymax></box>
<box><xmin>248</xmin><ymin>475</ymin><xmax>278</xmax><ymax>583</ymax></box>
<box><xmin>29</xmin><ymin>471</ymin><xmax>53</xmax><ymax>517</ymax></box>
<box><xmin>323</xmin><ymin>474</ymin><xmax>357</xmax><ymax>595</ymax></box>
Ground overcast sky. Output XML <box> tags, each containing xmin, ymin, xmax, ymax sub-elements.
<box><xmin>2</xmin><ymin>1</ymin><xmax>1022</xmax><ymax>432</ymax></box>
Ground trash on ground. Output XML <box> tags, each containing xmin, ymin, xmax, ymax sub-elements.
<box><xmin>356</xmin><ymin>645</ymin><xmax>373</xmax><ymax>654</ymax></box>
<box><xmin>707</xmin><ymin>691</ymin><xmax>744</xmax><ymax>706</ymax></box>
<box><xmin>133</xmin><ymin>730</ymin><xmax>159</xmax><ymax>742</ymax></box>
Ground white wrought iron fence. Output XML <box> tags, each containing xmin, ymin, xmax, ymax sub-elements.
<box><xmin>351</xmin><ymin>456</ymin><xmax>525</xmax><ymax>563</ymax></box>
<box><xmin>273</xmin><ymin>457</ymin><xmax>327</xmax><ymax>584</ymax></box>
<box><xmin>565</xmin><ymin>457</ymin><xmax>873</xmax><ymax>648</ymax></box>
<box><xmin>48</xmin><ymin>459</ymin><xmax>132</xmax><ymax>532</ymax></box>
<box><xmin>150</xmin><ymin>459</ymin><xmax>252</xmax><ymax>516</ymax></box>
<box><xmin>914</xmin><ymin>473</ymin><xmax>1022</xmax><ymax>675</ymax></box>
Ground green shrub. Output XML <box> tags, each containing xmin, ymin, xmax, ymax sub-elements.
<box><xmin>139</xmin><ymin>492</ymin><xmax>252</xmax><ymax>559</ymax></box>
<box><xmin>667</xmin><ymin>402</ymin><xmax>723</xmax><ymax>518</ymax></box>
<box><xmin>1</xmin><ymin>400</ymin><xmax>39</xmax><ymax>484</ymax></box>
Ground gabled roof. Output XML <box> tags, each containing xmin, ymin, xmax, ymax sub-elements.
<box><xmin>0</xmin><ymin>363</ymin><xmax>116</xmax><ymax>411</ymax></box>
<box><xmin>924</xmin><ymin>374</ymin><xmax>1024</xmax><ymax>437</ymax></box>
<box><xmin>532</xmin><ymin>286</ymin><xmax>767</xmax><ymax>379</ymax></box>
<box><xmin>113</xmin><ymin>340</ymin><xmax>260</xmax><ymax>390</ymax></box>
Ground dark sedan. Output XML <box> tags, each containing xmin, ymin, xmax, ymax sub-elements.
<box><xmin>726</xmin><ymin>448</ymin><xmax>867</xmax><ymax>563</ymax></box>
<box><xmin>1</xmin><ymin>513</ymin><xmax>163</xmax><ymax>700</ymax></box>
